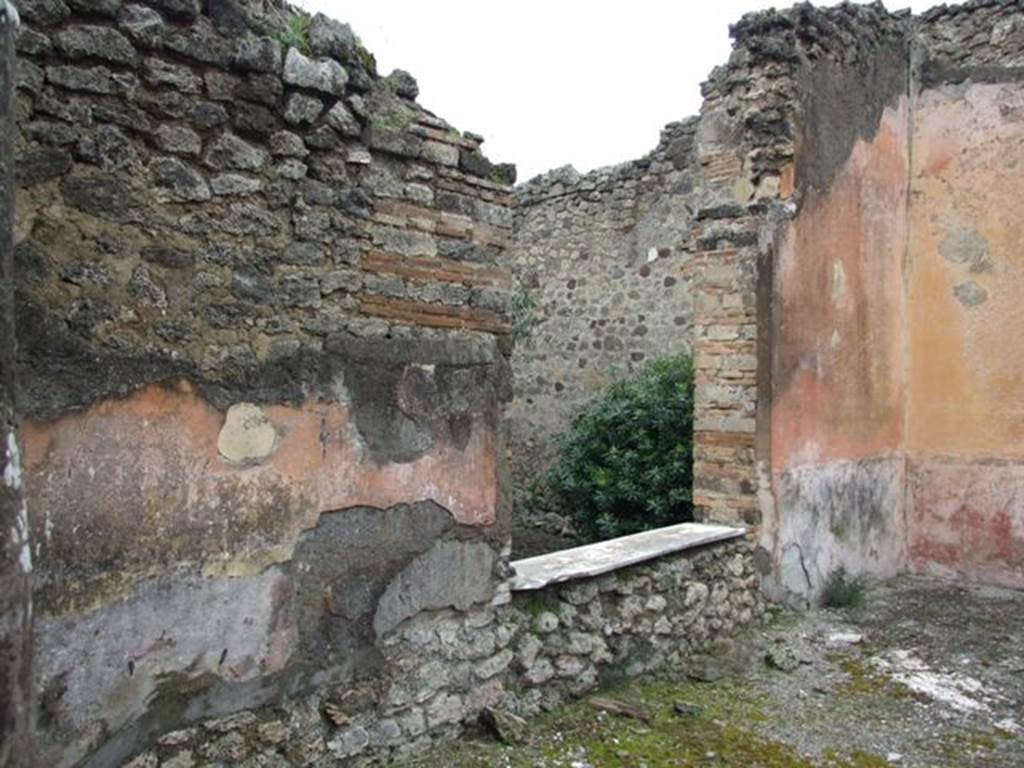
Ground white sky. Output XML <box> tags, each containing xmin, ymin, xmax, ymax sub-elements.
<box><xmin>296</xmin><ymin>1</ymin><xmax>935</xmax><ymax>182</ymax></box>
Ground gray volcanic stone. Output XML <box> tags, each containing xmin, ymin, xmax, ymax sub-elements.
<box><xmin>203</xmin><ymin>133</ymin><xmax>267</xmax><ymax>171</ymax></box>
<box><xmin>269</xmin><ymin>131</ymin><xmax>308</xmax><ymax>157</ymax></box>
<box><xmin>143</xmin><ymin>59</ymin><xmax>202</xmax><ymax>93</ymax></box>
<box><xmin>35</xmin><ymin>88</ymin><xmax>93</xmax><ymax>123</ymax></box>
<box><xmin>303</xmin><ymin>126</ymin><xmax>339</xmax><ymax>150</ymax></box>
<box><xmin>325</xmin><ymin>101</ymin><xmax>360</xmax><ymax>136</ymax></box>
<box><xmin>67</xmin><ymin>0</ymin><xmax>121</xmax><ymax>16</ymax></box>
<box><xmin>16</xmin><ymin>28</ymin><xmax>53</xmax><ymax>56</ymax></box>
<box><xmin>117</xmin><ymin>5</ymin><xmax>164</xmax><ymax>48</ymax></box>
<box><xmin>17</xmin><ymin>149</ymin><xmax>73</xmax><ymax>187</ymax></box>
<box><xmin>128</xmin><ymin>265</ymin><xmax>167</xmax><ymax>307</ymax></box>
<box><xmin>192</xmin><ymin>102</ymin><xmax>229</xmax><ymax>129</ymax></box>
<box><xmin>233</xmin><ymin>35</ymin><xmax>283</xmax><ymax>74</ymax></box>
<box><xmin>281</xmin><ymin>242</ymin><xmax>324</xmax><ymax>266</ymax></box>
<box><xmin>204</xmin><ymin>71</ymin><xmax>240</xmax><ymax>101</ymax></box>
<box><xmin>232</xmin><ymin>102</ymin><xmax>277</xmax><ymax>139</ymax></box>
<box><xmin>151</xmin><ymin>157</ymin><xmax>211</xmax><ymax>201</ymax></box>
<box><xmin>22</xmin><ymin>121</ymin><xmax>82</xmax><ymax>147</ymax></box>
<box><xmin>19</xmin><ymin>0</ymin><xmax>71</xmax><ymax>25</ymax></box>
<box><xmin>149</xmin><ymin>0</ymin><xmax>199</xmax><ymax>19</ymax></box>
<box><xmin>274</xmin><ymin>159</ymin><xmax>307</xmax><ymax>180</ymax></box>
<box><xmin>206</xmin><ymin>0</ymin><xmax>248</xmax><ymax>33</ymax></box>
<box><xmin>141</xmin><ymin>245</ymin><xmax>192</xmax><ymax>269</ymax></box>
<box><xmin>235</xmin><ymin>72</ymin><xmax>284</xmax><ymax>107</ymax></box>
<box><xmin>308</xmin><ymin>13</ymin><xmax>357</xmax><ymax>60</ymax></box>
<box><xmin>210</xmin><ymin>174</ymin><xmax>262</xmax><ymax>197</ymax></box>
<box><xmin>154</xmin><ymin>125</ymin><xmax>202</xmax><ymax>156</ymax></box>
<box><xmin>283</xmin><ymin>92</ymin><xmax>323</xmax><ymax>126</ymax></box>
<box><xmin>61</xmin><ymin>175</ymin><xmax>136</xmax><ymax>220</ymax></box>
<box><xmin>283</xmin><ymin>48</ymin><xmax>347</xmax><ymax>95</ymax></box>
<box><xmin>164</xmin><ymin>19</ymin><xmax>233</xmax><ymax>66</ymax></box>
<box><xmin>56</xmin><ymin>26</ymin><xmax>137</xmax><ymax>67</ymax></box>
<box><xmin>279</xmin><ymin>274</ymin><xmax>321</xmax><ymax>308</ymax></box>
<box><xmin>77</xmin><ymin>124</ymin><xmax>139</xmax><ymax>169</ymax></box>
<box><xmin>16</xmin><ymin>59</ymin><xmax>45</xmax><ymax>95</ymax></box>
<box><xmin>46</xmin><ymin>65</ymin><xmax>114</xmax><ymax>94</ymax></box>
<box><xmin>388</xmin><ymin>69</ymin><xmax>419</xmax><ymax>100</ymax></box>
<box><xmin>327</xmin><ymin>726</ymin><xmax>369</xmax><ymax>759</ymax></box>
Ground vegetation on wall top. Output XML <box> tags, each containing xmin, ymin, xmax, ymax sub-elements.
<box><xmin>527</xmin><ymin>353</ymin><xmax>696</xmax><ymax>543</ymax></box>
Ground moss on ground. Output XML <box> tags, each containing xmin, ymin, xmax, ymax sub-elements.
<box><xmin>832</xmin><ymin>656</ymin><xmax>920</xmax><ymax>700</ymax></box>
<box><xmin>401</xmin><ymin>677</ymin><xmax>894</xmax><ymax>768</ymax></box>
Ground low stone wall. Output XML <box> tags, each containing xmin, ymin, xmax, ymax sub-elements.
<box><xmin>121</xmin><ymin>528</ymin><xmax>766</xmax><ymax>767</ymax></box>
<box><xmin>503</xmin><ymin>533</ymin><xmax>767</xmax><ymax>716</ymax></box>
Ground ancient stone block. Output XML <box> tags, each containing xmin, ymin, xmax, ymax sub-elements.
<box><xmin>283</xmin><ymin>92</ymin><xmax>323</xmax><ymax>125</ymax></box>
<box><xmin>117</xmin><ymin>4</ymin><xmax>164</xmax><ymax>48</ymax></box>
<box><xmin>150</xmin><ymin>156</ymin><xmax>211</xmax><ymax>201</ymax></box>
<box><xmin>308</xmin><ymin>13</ymin><xmax>357</xmax><ymax>60</ymax></box>
<box><xmin>282</xmin><ymin>47</ymin><xmax>347</xmax><ymax>96</ymax></box>
<box><xmin>56</xmin><ymin>25</ymin><xmax>136</xmax><ymax>67</ymax></box>
<box><xmin>203</xmin><ymin>132</ymin><xmax>267</xmax><ymax>171</ymax></box>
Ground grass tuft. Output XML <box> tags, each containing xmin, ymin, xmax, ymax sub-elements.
<box><xmin>822</xmin><ymin>567</ymin><xmax>868</xmax><ymax>609</ymax></box>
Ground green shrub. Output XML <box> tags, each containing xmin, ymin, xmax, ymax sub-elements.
<box><xmin>822</xmin><ymin>567</ymin><xmax>868</xmax><ymax>609</ymax></box>
<box><xmin>510</xmin><ymin>282</ymin><xmax>539</xmax><ymax>343</ymax></box>
<box><xmin>536</xmin><ymin>353</ymin><xmax>695</xmax><ymax>543</ymax></box>
<box><xmin>277</xmin><ymin>12</ymin><xmax>312</xmax><ymax>54</ymax></box>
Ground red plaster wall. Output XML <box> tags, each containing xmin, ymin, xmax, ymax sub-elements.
<box><xmin>772</xmin><ymin>100</ymin><xmax>909</xmax><ymax>474</ymax></box>
<box><xmin>906</xmin><ymin>82</ymin><xmax>1024</xmax><ymax>586</ymax></box>
<box><xmin>764</xmin><ymin>101</ymin><xmax>911</xmax><ymax>600</ymax></box>
<box><xmin>23</xmin><ymin>380</ymin><xmax>499</xmax><ymax>612</ymax></box>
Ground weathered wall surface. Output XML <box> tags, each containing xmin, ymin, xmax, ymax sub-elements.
<box><xmin>906</xmin><ymin>79</ymin><xmax>1024</xmax><ymax>587</ymax></box>
<box><xmin>692</xmin><ymin>4</ymin><xmax>909</xmax><ymax>546</ymax></box>
<box><xmin>12</xmin><ymin>1</ymin><xmax>515</xmax><ymax>764</ymax></box>
<box><xmin>506</xmin><ymin>122</ymin><xmax>698</xmax><ymax>505</ymax></box>
<box><xmin>0</xmin><ymin>9</ymin><xmax>33</xmax><ymax>767</ymax></box>
<box><xmin>757</xmin><ymin>1</ymin><xmax>1024</xmax><ymax>602</ymax></box>
<box><xmin>768</xmin><ymin>93</ymin><xmax>910</xmax><ymax>601</ymax></box>
<box><xmin>115</xmin><ymin>537</ymin><xmax>764</xmax><ymax>767</ymax></box>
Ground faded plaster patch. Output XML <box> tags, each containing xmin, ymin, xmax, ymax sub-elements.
<box><xmin>831</xmin><ymin>261</ymin><xmax>846</xmax><ymax>303</ymax></box>
<box><xmin>778</xmin><ymin>543</ymin><xmax>812</xmax><ymax>608</ymax></box>
<box><xmin>939</xmin><ymin>227</ymin><xmax>992</xmax><ymax>272</ymax></box>
<box><xmin>36</xmin><ymin>567</ymin><xmax>294</xmax><ymax>763</ymax></box>
<box><xmin>755</xmin><ymin>174</ymin><xmax>781</xmax><ymax>200</ymax></box>
<box><xmin>731</xmin><ymin>176</ymin><xmax>755</xmax><ymax>203</ymax></box>
<box><xmin>217</xmin><ymin>403</ymin><xmax>277</xmax><ymax>463</ymax></box>
<box><xmin>15</xmin><ymin>500</ymin><xmax>31</xmax><ymax>574</ymax></box>
<box><xmin>953</xmin><ymin>280</ymin><xmax>989</xmax><ymax>307</ymax></box>
<box><xmin>4</xmin><ymin>431</ymin><xmax>22</xmax><ymax>489</ymax></box>
<box><xmin>4</xmin><ymin>433</ymin><xmax>31</xmax><ymax>573</ymax></box>
<box><xmin>373</xmin><ymin>540</ymin><xmax>495</xmax><ymax>636</ymax></box>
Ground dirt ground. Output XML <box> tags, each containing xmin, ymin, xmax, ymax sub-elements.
<box><xmin>398</xmin><ymin>575</ymin><xmax>1024</xmax><ymax>767</ymax></box>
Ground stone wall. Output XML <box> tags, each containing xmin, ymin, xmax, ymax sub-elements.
<box><xmin>116</xmin><ymin>534</ymin><xmax>764</xmax><ymax>767</ymax></box>
<box><xmin>12</xmin><ymin>2</ymin><xmax>517</xmax><ymax>765</ymax></box>
<box><xmin>6</xmin><ymin>0</ymin><xmax>1024</xmax><ymax>763</ymax></box>
<box><xmin>917</xmin><ymin>0</ymin><xmax>1024</xmax><ymax>71</ymax></box>
<box><xmin>504</xmin><ymin>536</ymin><xmax>765</xmax><ymax>716</ymax></box>
<box><xmin>505</xmin><ymin>121</ymin><xmax>704</xmax><ymax>518</ymax></box>
<box><xmin>0</xmin><ymin>7</ymin><xmax>33</xmax><ymax>768</ymax></box>
<box><xmin>505</xmin><ymin>121</ymin><xmax>699</xmax><ymax>507</ymax></box>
